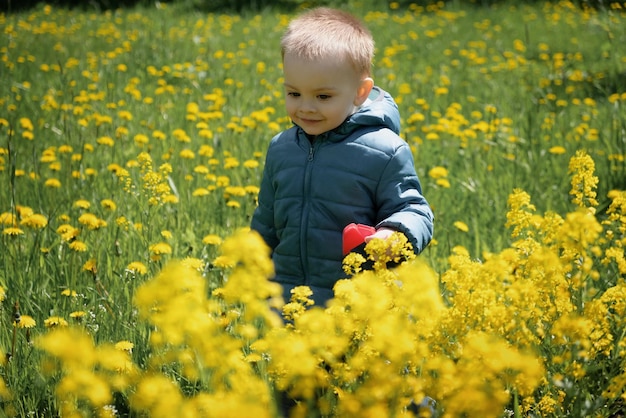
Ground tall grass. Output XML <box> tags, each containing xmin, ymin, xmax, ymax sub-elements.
<box><xmin>1</xmin><ymin>1</ymin><xmax>626</xmax><ymax>416</ymax></box>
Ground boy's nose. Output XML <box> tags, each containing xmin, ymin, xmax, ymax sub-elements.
<box><xmin>299</xmin><ymin>98</ymin><xmax>316</xmax><ymax>113</ymax></box>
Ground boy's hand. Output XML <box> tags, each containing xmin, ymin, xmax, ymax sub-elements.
<box><xmin>364</xmin><ymin>227</ymin><xmax>395</xmax><ymax>242</ymax></box>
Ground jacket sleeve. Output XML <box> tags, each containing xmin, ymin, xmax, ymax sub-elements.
<box><xmin>375</xmin><ymin>142</ymin><xmax>434</xmax><ymax>254</ymax></box>
<box><xmin>250</xmin><ymin>154</ymin><xmax>279</xmax><ymax>252</ymax></box>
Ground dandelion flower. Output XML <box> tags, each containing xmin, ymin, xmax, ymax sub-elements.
<box><xmin>83</xmin><ymin>258</ymin><xmax>97</xmax><ymax>274</ymax></box>
<box><xmin>126</xmin><ymin>261</ymin><xmax>148</xmax><ymax>275</ymax></box>
<box><xmin>3</xmin><ymin>227</ymin><xmax>24</xmax><ymax>236</ymax></box>
<box><xmin>224</xmin><ymin>157</ymin><xmax>240</xmax><ymax>169</ymax></box>
<box><xmin>245</xmin><ymin>185</ymin><xmax>260</xmax><ymax>195</ymax></box>
<box><xmin>70</xmin><ymin>311</ymin><xmax>86</xmax><ymax>320</ymax></box>
<box><xmin>149</xmin><ymin>242</ymin><xmax>172</xmax><ymax>255</ymax></box>
<box><xmin>549</xmin><ymin>146</ymin><xmax>566</xmax><ymax>155</ymax></box>
<box><xmin>436</xmin><ymin>178</ymin><xmax>451</xmax><ymax>188</ymax></box>
<box><xmin>193</xmin><ymin>165</ymin><xmax>209</xmax><ymax>174</ymax></box>
<box><xmin>0</xmin><ymin>212</ymin><xmax>17</xmax><ymax>225</ymax></box>
<box><xmin>16</xmin><ymin>206</ymin><xmax>34</xmax><ymax>218</ymax></box>
<box><xmin>454</xmin><ymin>221</ymin><xmax>469</xmax><ymax>232</ymax></box>
<box><xmin>152</xmin><ymin>130</ymin><xmax>166</xmax><ymax>140</ymax></box>
<box><xmin>243</xmin><ymin>159</ymin><xmax>259</xmax><ymax>169</ymax></box>
<box><xmin>192</xmin><ymin>188</ymin><xmax>210</xmax><ymax>197</ymax></box>
<box><xmin>115</xmin><ymin>341</ymin><xmax>134</xmax><ymax>353</ymax></box>
<box><xmin>78</xmin><ymin>213</ymin><xmax>106</xmax><ymax>230</ymax></box>
<box><xmin>44</xmin><ymin>316</ymin><xmax>68</xmax><ymax>328</ymax></box>
<box><xmin>69</xmin><ymin>240</ymin><xmax>88</xmax><ymax>252</ymax></box>
<box><xmin>98</xmin><ymin>136</ymin><xmax>115</xmax><ymax>147</ymax></box>
<box><xmin>213</xmin><ymin>255</ymin><xmax>235</xmax><ymax>268</ymax></box>
<box><xmin>101</xmin><ymin>199</ymin><xmax>116</xmax><ymax>211</ymax></box>
<box><xmin>179</xmin><ymin>149</ymin><xmax>195</xmax><ymax>159</ymax></box>
<box><xmin>181</xmin><ymin>257</ymin><xmax>204</xmax><ymax>271</ymax></box>
<box><xmin>44</xmin><ymin>178</ymin><xmax>62</xmax><ymax>188</ymax></box>
<box><xmin>202</xmin><ymin>234</ymin><xmax>222</xmax><ymax>246</ymax></box>
<box><xmin>16</xmin><ymin>315</ymin><xmax>36</xmax><ymax>328</ymax></box>
<box><xmin>20</xmin><ymin>214</ymin><xmax>48</xmax><ymax>229</ymax></box>
<box><xmin>19</xmin><ymin>117</ymin><xmax>34</xmax><ymax>131</ymax></box>
<box><xmin>199</xmin><ymin>145</ymin><xmax>214</xmax><ymax>157</ymax></box>
<box><xmin>73</xmin><ymin>199</ymin><xmax>91</xmax><ymax>209</ymax></box>
<box><xmin>57</xmin><ymin>224</ymin><xmax>79</xmax><ymax>241</ymax></box>
<box><xmin>428</xmin><ymin>166</ymin><xmax>449</xmax><ymax>179</ymax></box>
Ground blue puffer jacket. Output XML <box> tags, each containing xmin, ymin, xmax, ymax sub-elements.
<box><xmin>251</xmin><ymin>87</ymin><xmax>434</xmax><ymax>306</ymax></box>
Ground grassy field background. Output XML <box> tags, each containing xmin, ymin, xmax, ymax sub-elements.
<box><xmin>1</xmin><ymin>1</ymin><xmax>626</xmax><ymax>416</ymax></box>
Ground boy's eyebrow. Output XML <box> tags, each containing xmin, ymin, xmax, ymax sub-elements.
<box><xmin>283</xmin><ymin>82</ymin><xmax>338</xmax><ymax>92</ymax></box>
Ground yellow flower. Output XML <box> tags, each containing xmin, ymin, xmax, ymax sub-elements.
<box><xmin>3</xmin><ymin>227</ymin><xmax>24</xmax><ymax>236</ymax></box>
<box><xmin>61</xmin><ymin>289</ymin><xmax>78</xmax><ymax>297</ymax></box>
<box><xmin>454</xmin><ymin>221</ymin><xmax>469</xmax><ymax>232</ymax></box>
<box><xmin>118</xmin><ymin>110</ymin><xmax>133</xmax><ymax>121</ymax></box>
<box><xmin>202</xmin><ymin>234</ymin><xmax>222</xmax><ymax>246</ymax></box>
<box><xmin>245</xmin><ymin>185</ymin><xmax>260</xmax><ymax>195</ymax></box>
<box><xmin>57</xmin><ymin>224</ymin><xmax>79</xmax><ymax>241</ymax></box>
<box><xmin>44</xmin><ymin>178</ymin><xmax>62</xmax><ymax>188</ymax></box>
<box><xmin>78</xmin><ymin>213</ymin><xmax>107</xmax><ymax>230</ymax></box>
<box><xmin>149</xmin><ymin>242</ymin><xmax>172</xmax><ymax>255</ymax></box>
<box><xmin>568</xmin><ymin>150</ymin><xmax>599</xmax><ymax>208</ymax></box>
<box><xmin>17</xmin><ymin>206</ymin><xmax>34</xmax><ymax>218</ymax></box>
<box><xmin>0</xmin><ymin>212</ymin><xmax>16</xmax><ymax>225</ymax></box>
<box><xmin>172</xmin><ymin>128</ymin><xmax>190</xmax><ymax>142</ymax></box>
<box><xmin>97</xmin><ymin>136</ymin><xmax>115</xmax><ymax>147</ymax></box>
<box><xmin>152</xmin><ymin>130</ymin><xmax>166</xmax><ymax>140</ymax></box>
<box><xmin>212</xmin><ymin>255</ymin><xmax>235</xmax><ymax>269</ymax></box>
<box><xmin>224</xmin><ymin>157</ymin><xmax>240</xmax><ymax>169</ymax></box>
<box><xmin>44</xmin><ymin>316</ymin><xmax>68</xmax><ymax>328</ymax></box>
<box><xmin>115</xmin><ymin>341</ymin><xmax>134</xmax><ymax>353</ymax></box>
<box><xmin>19</xmin><ymin>117</ymin><xmax>34</xmax><ymax>131</ymax></box>
<box><xmin>193</xmin><ymin>165</ymin><xmax>209</xmax><ymax>174</ymax></box>
<box><xmin>69</xmin><ymin>241</ymin><xmax>88</xmax><ymax>252</ymax></box>
<box><xmin>73</xmin><ymin>199</ymin><xmax>91</xmax><ymax>209</ymax></box>
<box><xmin>83</xmin><ymin>259</ymin><xmax>97</xmax><ymax>273</ymax></box>
<box><xmin>181</xmin><ymin>257</ymin><xmax>204</xmax><ymax>271</ymax></box>
<box><xmin>20</xmin><ymin>214</ymin><xmax>48</xmax><ymax>229</ymax></box>
<box><xmin>179</xmin><ymin>149</ymin><xmax>195</xmax><ymax>159</ymax></box>
<box><xmin>436</xmin><ymin>178</ymin><xmax>451</xmax><ymax>188</ymax></box>
<box><xmin>70</xmin><ymin>311</ymin><xmax>86</xmax><ymax>320</ymax></box>
<box><xmin>126</xmin><ymin>261</ymin><xmax>148</xmax><ymax>275</ymax></box>
<box><xmin>243</xmin><ymin>159</ymin><xmax>259</xmax><ymax>169</ymax></box>
<box><xmin>16</xmin><ymin>315</ymin><xmax>36</xmax><ymax>328</ymax></box>
<box><xmin>428</xmin><ymin>166</ymin><xmax>449</xmax><ymax>179</ymax></box>
<box><xmin>549</xmin><ymin>146</ymin><xmax>567</xmax><ymax>155</ymax></box>
<box><xmin>100</xmin><ymin>199</ymin><xmax>116</xmax><ymax>211</ymax></box>
<box><xmin>192</xmin><ymin>188</ymin><xmax>210</xmax><ymax>197</ymax></box>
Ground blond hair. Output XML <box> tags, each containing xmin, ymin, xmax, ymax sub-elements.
<box><xmin>281</xmin><ymin>8</ymin><xmax>374</xmax><ymax>77</ymax></box>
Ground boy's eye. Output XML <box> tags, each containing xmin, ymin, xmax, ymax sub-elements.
<box><xmin>287</xmin><ymin>92</ymin><xmax>300</xmax><ymax>97</ymax></box>
<box><xmin>318</xmin><ymin>95</ymin><xmax>331</xmax><ymax>100</ymax></box>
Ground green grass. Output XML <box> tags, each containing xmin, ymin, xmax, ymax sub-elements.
<box><xmin>1</xmin><ymin>1</ymin><xmax>626</xmax><ymax>416</ymax></box>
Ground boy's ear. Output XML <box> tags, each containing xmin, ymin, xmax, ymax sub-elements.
<box><xmin>354</xmin><ymin>77</ymin><xmax>374</xmax><ymax>106</ymax></box>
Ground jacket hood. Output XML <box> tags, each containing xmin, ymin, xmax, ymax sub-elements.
<box><xmin>298</xmin><ymin>86</ymin><xmax>401</xmax><ymax>143</ymax></box>
<box><xmin>346</xmin><ymin>86</ymin><xmax>401</xmax><ymax>135</ymax></box>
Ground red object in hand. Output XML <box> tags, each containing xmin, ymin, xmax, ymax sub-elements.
<box><xmin>342</xmin><ymin>223</ymin><xmax>376</xmax><ymax>256</ymax></box>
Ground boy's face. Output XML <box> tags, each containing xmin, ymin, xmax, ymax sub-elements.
<box><xmin>283</xmin><ymin>52</ymin><xmax>373</xmax><ymax>136</ymax></box>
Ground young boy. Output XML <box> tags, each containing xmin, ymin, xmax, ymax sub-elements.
<box><xmin>251</xmin><ymin>7</ymin><xmax>434</xmax><ymax>307</ymax></box>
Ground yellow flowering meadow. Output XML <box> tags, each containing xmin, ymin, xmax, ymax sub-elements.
<box><xmin>1</xmin><ymin>1</ymin><xmax>625</xmax><ymax>417</ymax></box>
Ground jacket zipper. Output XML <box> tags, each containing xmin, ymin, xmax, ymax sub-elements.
<box><xmin>300</xmin><ymin>142</ymin><xmax>317</xmax><ymax>284</ymax></box>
